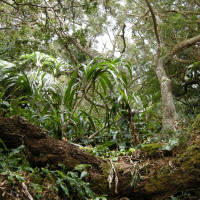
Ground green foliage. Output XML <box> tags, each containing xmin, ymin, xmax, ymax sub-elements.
<box><xmin>0</xmin><ymin>0</ymin><xmax>199</xmax><ymax>198</ymax></box>
<box><xmin>0</xmin><ymin>53</ymin><xmax>164</xmax><ymax>150</ymax></box>
<box><xmin>130</xmin><ymin>166</ymin><xmax>143</xmax><ymax>188</ymax></box>
<box><xmin>0</xmin><ymin>139</ymin><xmax>27</xmax><ymax>182</ymax></box>
<box><xmin>0</xmin><ymin>139</ymin><xmax>106</xmax><ymax>199</ymax></box>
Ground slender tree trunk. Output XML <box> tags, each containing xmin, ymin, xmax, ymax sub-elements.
<box><xmin>155</xmin><ymin>59</ymin><xmax>179</xmax><ymax>129</ymax></box>
<box><xmin>145</xmin><ymin>0</ymin><xmax>200</xmax><ymax>130</ymax></box>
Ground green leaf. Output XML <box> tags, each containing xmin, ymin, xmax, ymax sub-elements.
<box><xmin>1</xmin><ymin>101</ymin><xmax>10</xmax><ymax>106</ymax></box>
<box><xmin>35</xmin><ymin>194</ymin><xmax>43</xmax><ymax>199</ymax></box>
<box><xmin>69</xmin><ymin>171</ymin><xmax>79</xmax><ymax>178</ymax></box>
<box><xmin>111</xmin><ymin>156</ymin><xmax>118</xmax><ymax>162</ymax></box>
<box><xmin>80</xmin><ymin>110</ymin><xmax>96</xmax><ymax>130</ymax></box>
<box><xmin>53</xmin><ymin>186</ymin><xmax>59</xmax><ymax>192</ymax></box>
<box><xmin>1</xmin><ymin>172</ymin><xmax>8</xmax><ymax>175</ymax></box>
<box><xmin>74</xmin><ymin>164</ymin><xmax>91</xmax><ymax>171</ymax></box>
<box><xmin>160</xmin><ymin>138</ymin><xmax>179</xmax><ymax>151</ymax></box>
<box><xmin>0</xmin><ymin>139</ymin><xmax>8</xmax><ymax>151</ymax></box>
<box><xmin>94</xmin><ymin>194</ymin><xmax>108</xmax><ymax>200</ymax></box>
<box><xmin>111</xmin><ymin>57</ymin><xmax>121</xmax><ymax>65</ymax></box>
<box><xmin>116</xmin><ymin>95</ymin><xmax>123</xmax><ymax>109</ymax></box>
<box><xmin>86</xmin><ymin>63</ymin><xmax>104</xmax><ymax>81</ymax></box>
<box><xmin>8</xmin><ymin>157</ymin><xmax>21</xmax><ymax>164</ymax></box>
<box><xmin>55</xmin><ymin>170</ymin><xmax>65</xmax><ymax>179</ymax></box>
<box><xmin>58</xmin><ymin>163</ymin><xmax>65</xmax><ymax>170</ymax></box>
<box><xmin>68</xmin><ymin>88</ymin><xmax>76</xmax><ymax>110</ymax></box>
<box><xmin>169</xmin><ymin>138</ymin><xmax>179</xmax><ymax>146</ymax></box>
<box><xmin>66</xmin><ymin>176</ymin><xmax>76</xmax><ymax>185</ymax></box>
<box><xmin>75</xmin><ymin>185</ymin><xmax>85</xmax><ymax>199</ymax></box>
<box><xmin>15</xmin><ymin>173</ymin><xmax>25</xmax><ymax>182</ymax></box>
<box><xmin>8</xmin><ymin>171</ymin><xmax>13</xmax><ymax>182</ymax></box>
<box><xmin>100</xmin><ymin>78</ymin><xmax>107</xmax><ymax>95</ymax></box>
<box><xmin>100</xmin><ymin>73</ymin><xmax>113</xmax><ymax>91</ymax></box>
<box><xmin>123</xmin><ymin>61</ymin><xmax>133</xmax><ymax>79</ymax></box>
<box><xmin>107</xmin><ymin>69</ymin><xmax>119</xmax><ymax>87</ymax></box>
<box><xmin>160</xmin><ymin>144</ymin><xmax>173</xmax><ymax>151</ymax></box>
<box><xmin>31</xmin><ymin>183</ymin><xmax>43</xmax><ymax>193</ymax></box>
<box><xmin>60</xmin><ymin>183</ymin><xmax>69</xmax><ymax>196</ymax></box>
<box><xmin>63</xmin><ymin>72</ymin><xmax>77</xmax><ymax>106</ymax></box>
<box><xmin>80</xmin><ymin>171</ymin><xmax>88</xmax><ymax>179</ymax></box>
<box><xmin>121</xmin><ymin>72</ymin><xmax>128</xmax><ymax>86</ymax></box>
<box><xmin>10</xmin><ymin>145</ymin><xmax>24</xmax><ymax>156</ymax></box>
<box><xmin>24</xmin><ymin>167</ymin><xmax>34</xmax><ymax>172</ymax></box>
<box><xmin>83</xmin><ymin>184</ymin><xmax>96</xmax><ymax>199</ymax></box>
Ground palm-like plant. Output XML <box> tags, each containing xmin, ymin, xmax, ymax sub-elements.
<box><xmin>62</xmin><ymin>57</ymin><xmax>125</xmax><ymax>132</ymax></box>
<box><xmin>1</xmin><ymin>52</ymin><xmax>140</xmax><ymax>147</ymax></box>
<box><xmin>19</xmin><ymin>51</ymin><xmax>64</xmax><ymax>77</ymax></box>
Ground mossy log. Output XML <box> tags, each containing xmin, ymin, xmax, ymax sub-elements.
<box><xmin>0</xmin><ymin>116</ymin><xmax>200</xmax><ymax>200</ymax></box>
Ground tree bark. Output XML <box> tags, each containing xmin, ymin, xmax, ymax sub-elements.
<box><xmin>0</xmin><ymin>116</ymin><xmax>200</xmax><ymax>200</ymax></box>
<box><xmin>155</xmin><ymin>59</ymin><xmax>179</xmax><ymax>129</ymax></box>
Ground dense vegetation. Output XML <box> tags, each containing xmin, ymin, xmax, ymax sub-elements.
<box><xmin>0</xmin><ymin>0</ymin><xmax>200</xmax><ymax>199</ymax></box>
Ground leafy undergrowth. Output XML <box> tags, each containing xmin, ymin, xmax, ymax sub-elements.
<box><xmin>0</xmin><ymin>139</ymin><xmax>107</xmax><ymax>200</ymax></box>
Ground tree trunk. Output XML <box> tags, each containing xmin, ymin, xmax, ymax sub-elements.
<box><xmin>0</xmin><ymin>116</ymin><xmax>200</xmax><ymax>200</ymax></box>
<box><xmin>146</xmin><ymin>0</ymin><xmax>200</xmax><ymax>130</ymax></box>
<box><xmin>155</xmin><ymin>59</ymin><xmax>179</xmax><ymax>129</ymax></box>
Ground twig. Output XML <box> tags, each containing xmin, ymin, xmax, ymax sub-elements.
<box><xmin>88</xmin><ymin>118</ymin><xmax>122</xmax><ymax>140</ymax></box>
<box><xmin>22</xmin><ymin>182</ymin><xmax>33</xmax><ymax>200</ymax></box>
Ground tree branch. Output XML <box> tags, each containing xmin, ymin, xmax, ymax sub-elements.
<box><xmin>85</xmin><ymin>95</ymin><xmax>106</xmax><ymax>109</ymax></box>
<box><xmin>88</xmin><ymin>118</ymin><xmax>122</xmax><ymax>140</ymax></box>
<box><xmin>174</xmin><ymin>57</ymin><xmax>197</xmax><ymax>64</ymax></box>
<box><xmin>145</xmin><ymin>0</ymin><xmax>161</xmax><ymax>68</ymax></box>
<box><xmin>195</xmin><ymin>0</ymin><xmax>200</xmax><ymax>7</ymax></box>
<box><xmin>70</xmin><ymin>38</ymin><xmax>97</xmax><ymax>59</ymax></box>
<box><xmin>63</xmin><ymin>41</ymin><xmax>78</xmax><ymax>66</ymax></box>
<box><xmin>165</xmin><ymin>35</ymin><xmax>200</xmax><ymax>65</ymax></box>
<box><xmin>120</xmin><ymin>23</ymin><xmax>126</xmax><ymax>54</ymax></box>
<box><xmin>145</xmin><ymin>0</ymin><xmax>160</xmax><ymax>45</ymax></box>
<box><xmin>169</xmin><ymin>67</ymin><xmax>189</xmax><ymax>78</ymax></box>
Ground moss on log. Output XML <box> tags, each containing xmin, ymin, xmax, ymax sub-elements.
<box><xmin>0</xmin><ymin>116</ymin><xmax>200</xmax><ymax>200</ymax></box>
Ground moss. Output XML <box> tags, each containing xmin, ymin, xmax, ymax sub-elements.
<box><xmin>100</xmin><ymin>162</ymin><xmax>112</xmax><ymax>177</ymax></box>
<box><xmin>191</xmin><ymin>114</ymin><xmax>200</xmax><ymax>131</ymax></box>
<box><xmin>140</xmin><ymin>143</ymin><xmax>163</xmax><ymax>157</ymax></box>
<box><xmin>150</xmin><ymin>177</ymin><xmax>157</xmax><ymax>184</ymax></box>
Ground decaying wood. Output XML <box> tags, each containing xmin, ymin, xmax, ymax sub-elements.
<box><xmin>0</xmin><ymin>116</ymin><xmax>200</xmax><ymax>200</ymax></box>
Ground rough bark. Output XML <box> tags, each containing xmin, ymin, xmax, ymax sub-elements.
<box><xmin>0</xmin><ymin>116</ymin><xmax>200</xmax><ymax>200</ymax></box>
<box><xmin>155</xmin><ymin>59</ymin><xmax>179</xmax><ymax>129</ymax></box>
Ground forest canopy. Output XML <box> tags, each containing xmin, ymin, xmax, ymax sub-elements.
<box><xmin>0</xmin><ymin>0</ymin><xmax>200</xmax><ymax>199</ymax></box>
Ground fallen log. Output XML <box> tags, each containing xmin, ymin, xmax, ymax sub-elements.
<box><xmin>0</xmin><ymin>116</ymin><xmax>200</xmax><ymax>200</ymax></box>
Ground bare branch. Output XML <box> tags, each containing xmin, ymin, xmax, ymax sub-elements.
<box><xmin>85</xmin><ymin>95</ymin><xmax>106</xmax><ymax>109</ymax></box>
<box><xmin>166</xmin><ymin>10</ymin><xmax>200</xmax><ymax>16</ymax></box>
<box><xmin>63</xmin><ymin>42</ymin><xmax>78</xmax><ymax>66</ymax></box>
<box><xmin>1</xmin><ymin>0</ymin><xmax>18</xmax><ymax>9</ymax></box>
<box><xmin>127</xmin><ymin>10</ymin><xmax>149</xmax><ymax>18</ymax></box>
<box><xmin>145</xmin><ymin>0</ymin><xmax>161</xmax><ymax>68</ymax></box>
<box><xmin>70</xmin><ymin>38</ymin><xmax>96</xmax><ymax>59</ymax></box>
<box><xmin>88</xmin><ymin>118</ymin><xmax>122</xmax><ymax>140</ymax></box>
<box><xmin>169</xmin><ymin>67</ymin><xmax>189</xmax><ymax>79</ymax></box>
<box><xmin>112</xmin><ymin>27</ymin><xmax>122</xmax><ymax>57</ymax></box>
<box><xmin>165</xmin><ymin>35</ymin><xmax>200</xmax><ymax>65</ymax></box>
<box><xmin>145</xmin><ymin>0</ymin><xmax>160</xmax><ymax>45</ymax></box>
<box><xmin>86</xmin><ymin>35</ymin><xmax>94</xmax><ymax>49</ymax></box>
<box><xmin>120</xmin><ymin>23</ymin><xmax>126</xmax><ymax>54</ymax></box>
<box><xmin>186</xmin><ymin>24</ymin><xmax>200</xmax><ymax>32</ymax></box>
<box><xmin>132</xmin><ymin>0</ymin><xmax>147</xmax><ymax>10</ymax></box>
<box><xmin>137</xmin><ymin>81</ymin><xmax>148</xmax><ymax>92</ymax></box>
<box><xmin>174</xmin><ymin>57</ymin><xmax>197</xmax><ymax>64</ymax></box>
